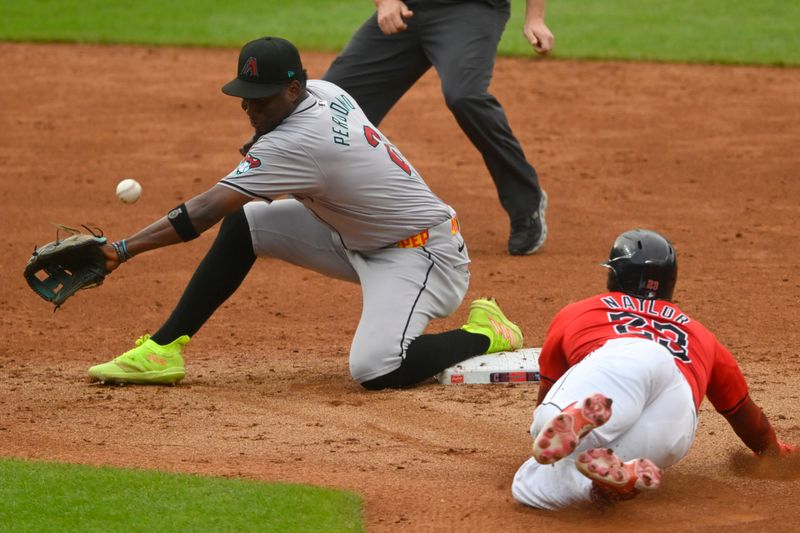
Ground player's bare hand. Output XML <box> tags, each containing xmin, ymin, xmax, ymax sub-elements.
<box><xmin>102</xmin><ymin>243</ymin><xmax>122</xmax><ymax>274</ymax></box>
<box><xmin>523</xmin><ymin>18</ymin><xmax>554</xmax><ymax>55</ymax></box>
<box><xmin>375</xmin><ymin>0</ymin><xmax>413</xmax><ymax>35</ymax></box>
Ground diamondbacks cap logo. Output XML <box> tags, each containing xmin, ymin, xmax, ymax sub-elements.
<box><xmin>240</xmin><ymin>57</ymin><xmax>258</xmax><ymax>77</ymax></box>
<box><xmin>646</xmin><ymin>279</ymin><xmax>660</xmax><ymax>291</ymax></box>
<box><xmin>235</xmin><ymin>154</ymin><xmax>262</xmax><ymax>174</ymax></box>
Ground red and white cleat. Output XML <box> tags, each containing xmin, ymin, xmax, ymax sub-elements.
<box><xmin>532</xmin><ymin>393</ymin><xmax>613</xmax><ymax>464</ymax></box>
<box><xmin>576</xmin><ymin>447</ymin><xmax>663</xmax><ymax>505</ymax></box>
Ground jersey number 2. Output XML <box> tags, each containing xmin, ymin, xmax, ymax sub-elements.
<box><xmin>363</xmin><ymin>126</ymin><xmax>412</xmax><ymax>175</ymax></box>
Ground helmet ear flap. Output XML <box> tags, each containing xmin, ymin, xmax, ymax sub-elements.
<box><xmin>605</xmin><ymin>266</ymin><xmax>622</xmax><ymax>293</ymax></box>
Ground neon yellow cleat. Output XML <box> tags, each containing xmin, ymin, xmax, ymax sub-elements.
<box><xmin>88</xmin><ymin>334</ymin><xmax>189</xmax><ymax>385</ymax></box>
<box><xmin>460</xmin><ymin>297</ymin><xmax>523</xmax><ymax>353</ymax></box>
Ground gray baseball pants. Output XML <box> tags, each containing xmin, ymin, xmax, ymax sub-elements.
<box><xmin>244</xmin><ymin>199</ymin><xmax>470</xmax><ymax>383</ymax></box>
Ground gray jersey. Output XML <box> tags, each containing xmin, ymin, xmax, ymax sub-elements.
<box><xmin>220</xmin><ymin>80</ymin><xmax>453</xmax><ymax>251</ymax></box>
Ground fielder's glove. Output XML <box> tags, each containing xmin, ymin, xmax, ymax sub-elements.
<box><xmin>24</xmin><ymin>225</ymin><xmax>108</xmax><ymax>309</ymax></box>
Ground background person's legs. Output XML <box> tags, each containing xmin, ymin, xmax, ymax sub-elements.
<box><xmin>420</xmin><ymin>2</ymin><xmax>544</xmax><ymax>234</ymax></box>
<box><xmin>323</xmin><ymin>13</ymin><xmax>430</xmax><ymax>125</ymax></box>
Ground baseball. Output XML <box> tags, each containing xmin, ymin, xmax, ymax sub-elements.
<box><xmin>116</xmin><ymin>178</ymin><xmax>142</xmax><ymax>204</ymax></box>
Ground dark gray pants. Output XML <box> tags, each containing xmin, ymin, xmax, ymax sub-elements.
<box><xmin>323</xmin><ymin>0</ymin><xmax>543</xmax><ymax>223</ymax></box>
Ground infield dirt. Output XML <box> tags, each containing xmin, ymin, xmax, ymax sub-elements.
<box><xmin>2</xmin><ymin>43</ymin><xmax>799</xmax><ymax>531</ymax></box>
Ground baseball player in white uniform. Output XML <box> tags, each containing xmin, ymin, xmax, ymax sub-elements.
<box><xmin>87</xmin><ymin>37</ymin><xmax>523</xmax><ymax>388</ymax></box>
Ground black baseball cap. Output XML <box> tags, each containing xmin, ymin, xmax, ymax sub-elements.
<box><xmin>221</xmin><ymin>37</ymin><xmax>305</xmax><ymax>99</ymax></box>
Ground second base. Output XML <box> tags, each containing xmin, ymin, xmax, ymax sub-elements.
<box><xmin>436</xmin><ymin>347</ymin><xmax>541</xmax><ymax>385</ymax></box>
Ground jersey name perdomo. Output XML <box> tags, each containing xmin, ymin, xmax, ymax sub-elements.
<box><xmin>329</xmin><ymin>93</ymin><xmax>356</xmax><ymax>146</ymax></box>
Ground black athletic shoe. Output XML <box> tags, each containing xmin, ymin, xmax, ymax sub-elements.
<box><xmin>508</xmin><ymin>191</ymin><xmax>548</xmax><ymax>256</ymax></box>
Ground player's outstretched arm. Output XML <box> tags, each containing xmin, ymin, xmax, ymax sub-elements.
<box><xmin>523</xmin><ymin>0</ymin><xmax>554</xmax><ymax>54</ymax></box>
<box><xmin>102</xmin><ymin>184</ymin><xmax>250</xmax><ymax>273</ymax></box>
<box><xmin>724</xmin><ymin>395</ymin><xmax>796</xmax><ymax>456</ymax></box>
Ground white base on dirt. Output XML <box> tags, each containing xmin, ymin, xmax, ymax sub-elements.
<box><xmin>436</xmin><ymin>347</ymin><xmax>541</xmax><ymax>385</ymax></box>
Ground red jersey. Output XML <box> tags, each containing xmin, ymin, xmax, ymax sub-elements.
<box><xmin>538</xmin><ymin>292</ymin><xmax>748</xmax><ymax>413</ymax></box>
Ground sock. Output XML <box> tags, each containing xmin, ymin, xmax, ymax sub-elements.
<box><xmin>151</xmin><ymin>208</ymin><xmax>256</xmax><ymax>345</ymax></box>
<box><xmin>361</xmin><ymin>330</ymin><xmax>490</xmax><ymax>390</ymax></box>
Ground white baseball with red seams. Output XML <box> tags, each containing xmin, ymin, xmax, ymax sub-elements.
<box><xmin>116</xmin><ymin>178</ymin><xmax>142</xmax><ymax>204</ymax></box>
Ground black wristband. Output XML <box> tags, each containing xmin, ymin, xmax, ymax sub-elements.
<box><xmin>167</xmin><ymin>203</ymin><xmax>200</xmax><ymax>241</ymax></box>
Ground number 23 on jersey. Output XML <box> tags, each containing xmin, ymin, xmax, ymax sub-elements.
<box><xmin>607</xmin><ymin>311</ymin><xmax>690</xmax><ymax>362</ymax></box>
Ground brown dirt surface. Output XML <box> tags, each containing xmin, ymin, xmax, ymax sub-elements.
<box><xmin>2</xmin><ymin>42</ymin><xmax>800</xmax><ymax>532</ymax></box>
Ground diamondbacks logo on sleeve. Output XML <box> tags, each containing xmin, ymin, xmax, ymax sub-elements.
<box><xmin>235</xmin><ymin>154</ymin><xmax>262</xmax><ymax>175</ymax></box>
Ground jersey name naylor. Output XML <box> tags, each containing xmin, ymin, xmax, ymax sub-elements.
<box><xmin>600</xmin><ymin>293</ymin><xmax>690</xmax><ymax>324</ymax></box>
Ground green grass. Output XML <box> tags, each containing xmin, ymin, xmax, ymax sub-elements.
<box><xmin>503</xmin><ymin>0</ymin><xmax>800</xmax><ymax>65</ymax></box>
<box><xmin>0</xmin><ymin>0</ymin><xmax>799</xmax><ymax>65</ymax></box>
<box><xmin>0</xmin><ymin>458</ymin><xmax>363</xmax><ymax>532</ymax></box>
<box><xmin>0</xmin><ymin>0</ymin><xmax>374</xmax><ymax>49</ymax></box>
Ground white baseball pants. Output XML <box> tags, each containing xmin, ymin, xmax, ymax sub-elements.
<box><xmin>512</xmin><ymin>337</ymin><xmax>697</xmax><ymax>510</ymax></box>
